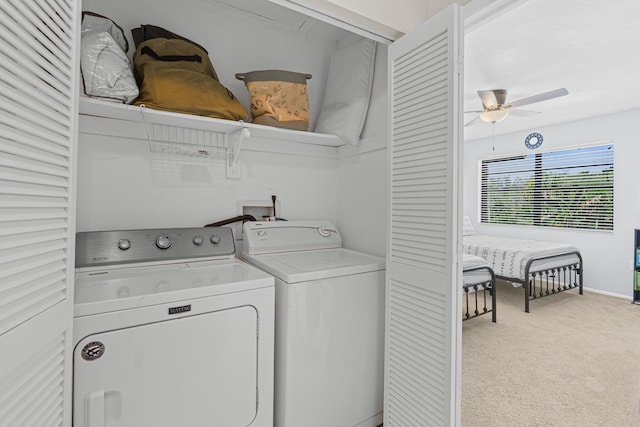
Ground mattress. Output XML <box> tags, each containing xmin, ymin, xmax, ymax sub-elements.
<box><xmin>462</xmin><ymin>254</ymin><xmax>493</xmax><ymax>286</ymax></box>
<box><xmin>463</xmin><ymin>235</ymin><xmax>580</xmax><ymax>281</ymax></box>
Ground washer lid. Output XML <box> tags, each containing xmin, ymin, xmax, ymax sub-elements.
<box><xmin>242</xmin><ymin>248</ymin><xmax>385</xmax><ymax>283</ymax></box>
<box><xmin>74</xmin><ymin>259</ymin><xmax>273</xmax><ymax>317</ymax></box>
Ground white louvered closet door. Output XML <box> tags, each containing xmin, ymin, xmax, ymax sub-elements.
<box><xmin>0</xmin><ymin>0</ymin><xmax>80</xmax><ymax>426</ymax></box>
<box><xmin>385</xmin><ymin>5</ymin><xmax>463</xmax><ymax>427</ymax></box>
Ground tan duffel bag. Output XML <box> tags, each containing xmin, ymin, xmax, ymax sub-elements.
<box><xmin>132</xmin><ymin>38</ymin><xmax>248</xmax><ymax>121</ymax></box>
<box><xmin>236</xmin><ymin>70</ymin><xmax>311</xmax><ymax>131</ymax></box>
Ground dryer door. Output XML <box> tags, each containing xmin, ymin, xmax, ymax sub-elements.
<box><xmin>73</xmin><ymin>305</ymin><xmax>258</xmax><ymax>427</ymax></box>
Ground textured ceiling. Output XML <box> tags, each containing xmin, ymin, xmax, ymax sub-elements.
<box><xmin>463</xmin><ymin>0</ymin><xmax>640</xmax><ymax>141</ymax></box>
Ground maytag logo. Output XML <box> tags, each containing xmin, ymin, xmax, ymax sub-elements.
<box><xmin>168</xmin><ymin>304</ymin><xmax>191</xmax><ymax>315</ymax></box>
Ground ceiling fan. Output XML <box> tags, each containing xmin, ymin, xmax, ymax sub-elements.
<box><xmin>465</xmin><ymin>88</ymin><xmax>568</xmax><ymax>127</ymax></box>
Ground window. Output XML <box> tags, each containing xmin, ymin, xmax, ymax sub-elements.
<box><xmin>480</xmin><ymin>143</ymin><xmax>614</xmax><ymax>231</ymax></box>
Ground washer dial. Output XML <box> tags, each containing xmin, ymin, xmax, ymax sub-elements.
<box><xmin>155</xmin><ymin>235</ymin><xmax>172</xmax><ymax>249</ymax></box>
<box><xmin>318</xmin><ymin>226</ymin><xmax>336</xmax><ymax>237</ymax></box>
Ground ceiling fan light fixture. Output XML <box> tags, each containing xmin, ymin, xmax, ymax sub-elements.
<box><xmin>479</xmin><ymin>109</ymin><xmax>509</xmax><ymax>123</ymax></box>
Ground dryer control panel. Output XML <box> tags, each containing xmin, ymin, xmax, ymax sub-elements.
<box><xmin>243</xmin><ymin>220</ymin><xmax>342</xmax><ymax>255</ymax></box>
<box><xmin>76</xmin><ymin>227</ymin><xmax>235</xmax><ymax>267</ymax></box>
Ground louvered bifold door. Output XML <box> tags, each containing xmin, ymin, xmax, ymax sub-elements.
<box><xmin>385</xmin><ymin>5</ymin><xmax>463</xmax><ymax>427</ymax></box>
<box><xmin>0</xmin><ymin>0</ymin><xmax>80</xmax><ymax>426</ymax></box>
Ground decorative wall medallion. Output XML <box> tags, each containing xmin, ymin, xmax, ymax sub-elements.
<box><xmin>525</xmin><ymin>132</ymin><xmax>543</xmax><ymax>149</ymax></box>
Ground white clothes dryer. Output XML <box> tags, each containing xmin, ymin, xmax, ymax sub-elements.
<box><xmin>73</xmin><ymin>227</ymin><xmax>274</xmax><ymax>427</ymax></box>
<box><xmin>242</xmin><ymin>220</ymin><xmax>385</xmax><ymax>427</ymax></box>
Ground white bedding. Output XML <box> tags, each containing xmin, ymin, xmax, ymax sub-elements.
<box><xmin>462</xmin><ymin>254</ymin><xmax>493</xmax><ymax>286</ymax></box>
<box><xmin>463</xmin><ymin>235</ymin><xmax>580</xmax><ymax>281</ymax></box>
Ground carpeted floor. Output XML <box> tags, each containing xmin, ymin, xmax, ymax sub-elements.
<box><xmin>462</xmin><ymin>280</ymin><xmax>640</xmax><ymax>426</ymax></box>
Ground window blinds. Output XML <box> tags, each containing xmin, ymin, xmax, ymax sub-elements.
<box><xmin>480</xmin><ymin>144</ymin><xmax>614</xmax><ymax>231</ymax></box>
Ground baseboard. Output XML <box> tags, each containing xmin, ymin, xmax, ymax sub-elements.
<box><xmin>583</xmin><ymin>287</ymin><xmax>632</xmax><ymax>301</ymax></box>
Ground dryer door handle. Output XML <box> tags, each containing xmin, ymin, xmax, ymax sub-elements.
<box><xmin>85</xmin><ymin>390</ymin><xmax>123</xmax><ymax>426</ymax></box>
<box><xmin>85</xmin><ymin>390</ymin><xmax>105</xmax><ymax>427</ymax></box>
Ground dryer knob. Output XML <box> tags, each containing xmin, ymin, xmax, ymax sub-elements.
<box><xmin>156</xmin><ymin>235</ymin><xmax>172</xmax><ymax>249</ymax></box>
<box><xmin>118</xmin><ymin>239</ymin><xmax>131</xmax><ymax>250</ymax></box>
<box><xmin>193</xmin><ymin>235</ymin><xmax>204</xmax><ymax>245</ymax></box>
<box><xmin>210</xmin><ymin>234</ymin><xmax>221</xmax><ymax>245</ymax></box>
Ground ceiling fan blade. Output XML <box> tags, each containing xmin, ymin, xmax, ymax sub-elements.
<box><xmin>464</xmin><ymin>116</ymin><xmax>481</xmax><ymax>127</ymax></box>
<box><xmin>508</xmin><ymin>109</ymin><xmax>541</xmax><ymax>117</ymax></box>
<box><xmin>507</xmin><ymin>88</ymin><xmax>568</xmax><ymax>109</ymax></box>
<box><xmin>477</xmin><ymin>89</ymin><xmax>507</xmax><ymax>109</ymax></box>
<box><xmin>464</xmin><ymin>110</ymin><xmax>485</xmax><ymax>114</ymax></box>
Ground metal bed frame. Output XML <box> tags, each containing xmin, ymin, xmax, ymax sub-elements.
<box><xmin>462</xmin><ymin>265</ymin><xmax>496</xmax><ymax>322</ymax></box>
<box><xmin>496</xmin><ymin>251</ymin><xmax>583</xmax><ymax>313</ymax></box>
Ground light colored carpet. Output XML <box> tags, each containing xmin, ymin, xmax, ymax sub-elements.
<box><xmin>462</xmin><ymin>280</ymin><xmax>640</xmax><ymax>427</ymax></box>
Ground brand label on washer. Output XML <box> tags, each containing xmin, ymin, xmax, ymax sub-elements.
<box><xmin>168</xmin><ymin>304</ymin><xmax>191</xmax><ymax>315</ymax></box>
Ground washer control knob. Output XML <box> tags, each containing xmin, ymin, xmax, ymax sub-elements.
<box><xmin>118</xmin><ymin>239</ymin><xmax>131</xmax><ymax>251</ymax></box>
<box><xmin>156</xmin><ymin>235</ymin><xmax>172</xmax><ymax>249</ymax></box>
<box><xmin>193</xmin><ymin>235</ymin><xmax>204</xmax><ymax>246</ymax></box>
<box><xmin>210</xmin><ymin>234</ymin><xmax>221</xmax><ymax>245</ymax></box>
<box><xmin>318</xmin><ymin>226</ymin><xmax>336</xmax><ymax>238</ymax></box>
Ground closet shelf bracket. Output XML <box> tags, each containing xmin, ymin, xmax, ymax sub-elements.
<box><xmin>225</xmin><ymin>123</ymin><xmax>250</xmax><ymax>179</ymax></box>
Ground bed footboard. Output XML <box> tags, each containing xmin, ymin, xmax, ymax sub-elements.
<box><xmin>499</xmin><ymin>251</ymin><xmax>583</xmax><ymax>313</ymax></box>
<box><xmin>463</xmin><ymin>266</ymin><xmax>496</xmax><ymax>322</ymax></box>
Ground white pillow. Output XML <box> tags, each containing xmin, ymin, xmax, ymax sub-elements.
<box><xmin>80</xmin><ymin>13</ymin><xmax>139</xmax><ymax>104</ymax></box>
<box><xmin>315</xmin><ymin>38</ymin><xmax>376</xmax><ymax>144</ymax></box>
<box><xmin>463</xmin><ymin>215</ymin><xmax>477</xmax><ymax>236</ymax></box>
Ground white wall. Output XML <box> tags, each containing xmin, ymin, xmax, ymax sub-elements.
<box><xmin>463</xmin><ymin>108</ymin><xmax>640</xmax><ymax>298</ymax></box>
<box><xmin>336</xmin><ymin>44</ymin><xmax>388</xmax><ymax>256</ymax></box>
<box><xmin>328</xmin><ymin>0</ymin><xmax>429</xmax><ymax>34</ymax></box>
<box><xmin>337</xmin><ymin>149</ymin><xmax>387</xmax><ymax>256</ymax></box>
<box><xmin>76</xmin><ymin>132</ymin><xmax>340</xmax><ymax>232</ymax></box>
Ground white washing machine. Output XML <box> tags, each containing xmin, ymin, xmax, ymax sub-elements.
<box><xmin>73</xmin><ymin>227</ymin><xmax>274</xmax><ymax>427</ymax></box>
<box><xmin>241</xmin><ymin>220</ymin><xmax>385</xmax><ymax>427</ymax></box>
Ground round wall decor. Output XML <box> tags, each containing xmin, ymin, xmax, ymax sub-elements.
<box><xmin>525</xmin><ymin>132</ymin><xmax>543</xmax><ymax>149</ymax></box>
